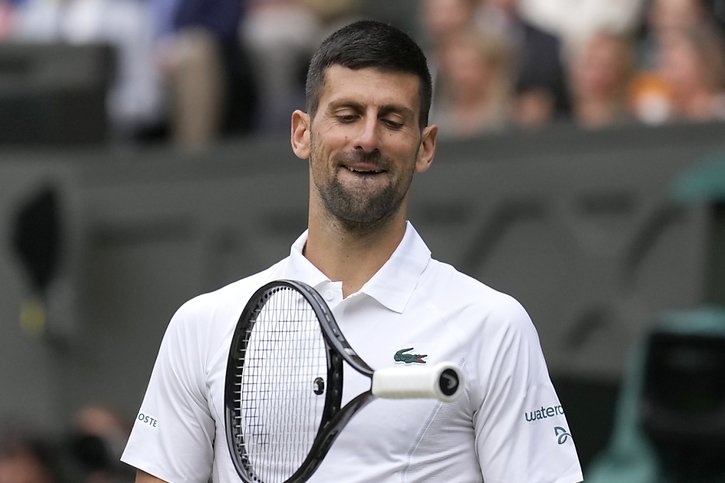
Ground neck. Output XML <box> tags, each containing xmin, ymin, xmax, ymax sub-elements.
<box><xmin>304</xmin><ymin>205</ymin><xmax>408</xmax><ymax>298</ymax></box>
<box><xmin>573</xmin><ymin>94</ymin><xmax>624</xmax><ymax>128</ymax></box>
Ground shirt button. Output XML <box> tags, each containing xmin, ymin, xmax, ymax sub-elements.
<box><xmin>323</xmin><ymin>289</ymin><xmax>335</xmax><ymax>302</ymax></box>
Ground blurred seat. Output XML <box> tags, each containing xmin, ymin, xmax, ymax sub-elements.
<box><xmin>641</xmin><ymin>312</ymin><xmax>725</xmax><ymax>480</ymax></box>
<box><xmin>586</xmin><ymin>307</ymin><xmax>725</xmax><ymax>483</ymax></box>
<box><xmin>0</xmin><ymin>42</ymin><xmax>113</xmax><ymax>146</ymax></box>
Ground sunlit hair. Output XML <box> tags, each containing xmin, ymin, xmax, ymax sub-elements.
<box><xmin>305</xmin><ymin>20</ymin><xmax>433</xmax><ymax>129</ymax></box>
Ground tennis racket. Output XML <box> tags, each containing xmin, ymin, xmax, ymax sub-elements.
<box><xmin>224</xmin><ymin>279</ymin><xmax>463</xmax><ymax>483</ymax></box>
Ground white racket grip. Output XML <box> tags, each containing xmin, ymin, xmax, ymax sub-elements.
<box><xmin>371</xmin><ymin>362</ymin><xmax>464</xmax><ymax>402</ymax></box>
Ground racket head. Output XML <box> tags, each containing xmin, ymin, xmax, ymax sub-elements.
<box><xmin>224</xmin><ymin>280</ymin><xmax>345</xmax><ymax>483</ymax></box>
<box><xmin>289</xmin><ymin>281</ymin><xmax>374</xmax><ymax>378</ymax></box>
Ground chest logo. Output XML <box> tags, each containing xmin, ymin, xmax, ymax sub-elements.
<box><xmin>394</xmin><ymin>347</ymin><xmax>427</xmax><ymax>364</ymax></box>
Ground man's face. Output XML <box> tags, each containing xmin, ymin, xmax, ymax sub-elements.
<box><xmin>293</xmin><ymin>65</ymin><xmax>437</xmax><ymax>231</ymax></box>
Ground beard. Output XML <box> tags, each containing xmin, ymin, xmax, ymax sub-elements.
<box><xmin>312</xmin><ymin>147</ymin><xmax>413</xmax><ymax>233</ymax></box>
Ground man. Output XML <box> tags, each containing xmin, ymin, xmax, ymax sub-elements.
<box><xmin>121</xmin><ymin>20</ymin><xmax>583</xmax><ymax>482</ymax></box>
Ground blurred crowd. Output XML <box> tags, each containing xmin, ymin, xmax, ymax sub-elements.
<box><xmin>0</xmin><ymin>0</ymin><xmax>724</xmax><ymax>149</ymax></box>
<box><xmin>424</xmin><ymin>0</ymin><xmax>725</xmax><ymax>138</ymax></box>
<box><xmin>0</xmin><ymin>404</ymin><xmax>134</xmax><ymax>483</ymax></box>
<box><xmin>0</xmin><ymin>0</ymin><xmax>363</xmax><ymax>150</ymax></box>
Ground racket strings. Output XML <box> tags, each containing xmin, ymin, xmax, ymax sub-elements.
<box><xmin>231</xmin><ymin>287</ymin><xmax>328</xmax><ymax>482</ymax></box>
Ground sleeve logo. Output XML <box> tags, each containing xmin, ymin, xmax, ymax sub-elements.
<box><xmin>554</xmin><ymin>426</ymin><xmax>571</xmax><ymax>444</ymax></box>
<box><xmin>137</xmin><ymin>412</ymin><xmax>158</xmax><ymax>428</ymax></box>
<box><xmin>524</xmin><ymin>404</ymin><xmax>565</xmax><ymax>422</ymax></box>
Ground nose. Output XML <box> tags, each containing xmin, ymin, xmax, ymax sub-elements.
<box><xmin>353</xmin><ymin>116</ymin><xmax>379</xmax><ymax>153</ymax></box>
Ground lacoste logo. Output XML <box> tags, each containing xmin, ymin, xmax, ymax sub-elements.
<box><xmin>554</xmin><ymin>426</ymin><xmax>571</xmax><ymax>445</ymax></box>
<box><xmin>394</xmin><ymin>347</ymin><xmax>427</xmax><ymax>364</ymax></box>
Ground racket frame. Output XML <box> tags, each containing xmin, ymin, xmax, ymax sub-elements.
<box><xmin>224</xmin><ymin>280</ymin><xmax>376</xmax><ymax>483</ymax></box>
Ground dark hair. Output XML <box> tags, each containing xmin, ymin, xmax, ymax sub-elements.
<box><xmin>305</xmin><ymin>20</ymin><xmax>432</xmax><ymax>128</ymax></box>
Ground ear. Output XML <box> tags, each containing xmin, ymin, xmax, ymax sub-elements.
<box><xmin>291</xmin><ymin>110</ymin><xmax>311</xmax><ymax>160</ymax></box>
<box><xmin>415</xmin><ymin>124</ymin><xmax>438</xmax><ymax>173</ymax></box>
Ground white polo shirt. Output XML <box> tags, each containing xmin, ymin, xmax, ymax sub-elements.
<box><xmin>121</xmin><ymin>222</ymin><xmax>583</xmax><ymax>483</ymax></box>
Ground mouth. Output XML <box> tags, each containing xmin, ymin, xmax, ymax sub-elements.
<box><xmin>336</xmin><ymin>151</ymin><xmax>388</xmax><ymax>179</ymax></box>
<box><xmin>345</xmin><ymin>165</ymin><xmax>385</xmax><ymax>175</ymax></box>
<box><xmin>341</xmin><ymin>157</ymin><xmax>387</xmax><ymax>176</ymax></box>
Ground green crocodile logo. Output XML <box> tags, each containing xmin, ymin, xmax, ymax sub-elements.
<box><xmin>394</xmin><ymin>347</ymin><xmax>427</xmax><ymax>364</ymax></box>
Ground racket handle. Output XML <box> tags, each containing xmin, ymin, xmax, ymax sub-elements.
<box><xmin>372</xmin><ymin>362</ymin><xmax>464</xmax><ymax>402</ymax></box>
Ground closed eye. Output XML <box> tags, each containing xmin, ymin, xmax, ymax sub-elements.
<box><xmin>382</xmin><ymin>119</ymin><xmax>404</xmax><ymax>130</ymax></box>
<box><xmin>336</xmin><ymin>114</ymin><xmax>358</xmax><ymax>124</ymax></box>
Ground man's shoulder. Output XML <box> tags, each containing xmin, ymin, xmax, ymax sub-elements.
<box><xmin>428</xmin><ymin>259</ymin><xmax>519</xmax><ymax>303</ymax></box>
<box><xmin>425</xmin><ymin>258</ymin><xmax>531</xmax><ymax>324</ymax></box>
<box><xmin>176</xmin><ymin>261</ymin><xmax>284</xmax><ymax>320</ymax></box>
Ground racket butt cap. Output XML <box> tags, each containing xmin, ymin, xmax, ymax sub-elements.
<box><xmin>372</xmin><ymin>362</ymin><xmax>464</xmax><ymax>402</ymax></box>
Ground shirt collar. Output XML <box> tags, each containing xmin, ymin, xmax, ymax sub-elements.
<box><xmin>286</xmin><ymin>231</ymin><xmax>330</xmax><ymax>288</ymax></box>
<box><xmin>284</xmin><ymin>222</ymin><xmax>431</xmax><ymax>313</ymax></box>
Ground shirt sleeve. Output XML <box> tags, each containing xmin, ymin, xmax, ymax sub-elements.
<box><xmin>473</xmin><ymin>297</ymin><xmax>583</xmax><ymax>483</ymax></box>
<box><xmin>121</xmin><ymin>299</ymin><xmax>216</xmax><ymax>483</ymax></box>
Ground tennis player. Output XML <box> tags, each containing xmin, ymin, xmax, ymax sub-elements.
<box><xmin>121</xmin><ymin>20</ymin><xmax>583</xmax><ymax>482</ymax></box>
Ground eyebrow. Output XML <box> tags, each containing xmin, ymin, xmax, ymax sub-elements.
<box><xmin>328</xmin><ymin>99</ymin><xmax>415</xmax><ymax>120</ymax></box>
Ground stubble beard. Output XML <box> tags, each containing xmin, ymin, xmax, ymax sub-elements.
<box><xmin>311</xmin><ymin>144</ymin><xmax>411</xmax><ymax>234</ymax></box>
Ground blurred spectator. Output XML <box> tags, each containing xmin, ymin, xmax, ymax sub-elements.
<box><xmin>565</xmin><ymin>30</ymin><xmax>637</xmax><ymax>129</ymax></box>
<box><xmin>630</xmin><ymin>25</ymin><xmax>725</xmax><ymax>123</ymax></box>
<box><xmin>241</xmin><ymin>0</ymin><xmax>360</xmax><ymax>134</ymax></box>
<box><xmin>418</xmin><ymin>0</ymin><xmax>481</xmax><ymax>122</ymax></box>
<box><xmin>0</xmin><ymin>0</ymin><xmax>23</xmax><ymax>39</ymax></box>
<box><xmin>519</xmin><ymin>0</ymin><xmax>647</xmax><ymax>49</ymax></box>
<box><xmin>65</xmin><ymin>404</ymin><xmax>133</xmax><ymax>483</ymax></box>
<box><xmin>420</xmin><ymin>0</ymin><xmax>479</xmax><ymax>50</ymax></box>
<box><xmin>0</xmin><ymin>425</ymin><xmax>60</xmax><ymax>483</ymax></box>
<box><xmin>432</xmin><ymin>26</ymin><xmax>514</xmax><ymax>137</ymax></box>
<box><xmin>150</xmin><ymin>0</ymin><xmax>257</xmax><ymax>150</ymax></box>
<box><xmin>10</xmin><ymin>0</ymin><xmax>163</xmax><ymax>143</ymax></box>
<box><xmin>475</xmin><ymin>0</ymin><xmax>570</xmax><ymax>128</ymax></box>
<box><xmin>638</xmin><ymin>0</ymin><xmax>714</xmax><ymax>69</ymax></box>
<box><xmin>627</xmin><ymin>0</ymin><xmax>725</xmax><ymax>124</ymax></box>
<box><xmin>648</xmin><ymin>0</ymin><xmax>711</xmax><ymax>32</ymax></box>
<box><xmin>655</xmin><ymin>25</ymin><xmax>725</xmax><ymax>120</ymax></box>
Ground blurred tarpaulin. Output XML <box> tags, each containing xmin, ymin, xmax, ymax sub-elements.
<box><xmin>586</xmin><ymin>153</ymin><xmax>725</xmax><ymax>483</ymax></box>
<box><xmin>671</xmin><ymin>152</ymin><xmax>725</xmax><ymax>306</ymax></box>
<box><xmin>10</xmin><ymin>184</ymin><xmax>63</xmax><ymax>338</ymax></box>
<box><xmin>671</xmin><ymin>152</ymin><xmax>725</xmax><ymax>204</ymax></box>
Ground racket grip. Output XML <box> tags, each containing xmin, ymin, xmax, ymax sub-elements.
<box><xmin>372</xmin><ymin>362</ymin><xmax>464</xmax><ymax>402</ymax></box>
